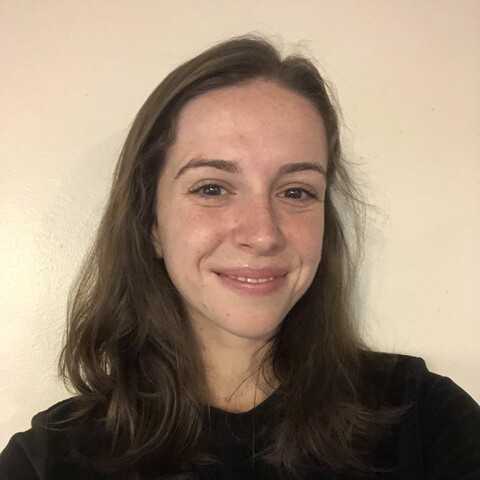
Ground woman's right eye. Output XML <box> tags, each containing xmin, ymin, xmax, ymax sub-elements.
<box><xmin>189</xmin><ymin>184</ymin><xmax>228</xmax><ymax>197</ymax></box>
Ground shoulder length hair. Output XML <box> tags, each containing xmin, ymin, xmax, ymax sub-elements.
<box><xmin>60</xmin><ymin>35</ymin><xmax>398</xmax><ymax>477</ymax></box>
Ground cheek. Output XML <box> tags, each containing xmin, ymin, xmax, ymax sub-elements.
<box><xmin>160</xmin><ymin>207</ymin><xmax>226</xmax><ymax>268</ymax></box>
<box><xmin>287</xmin><ymin>212</ymin><xmax>325</xmax><ymax>261</ymax></box>
<box><xmin>159</xmin><ymin>209</ymin><xmax>227</xmax><ymax>304</ymax></box>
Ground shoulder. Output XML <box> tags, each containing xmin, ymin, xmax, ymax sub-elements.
<box><xmin>31</xmin><ymin>397</ymin><xmax>80</xmax><ymax>426</ymax></box>
<box><xmin>0</xmin><ymin>398</ymin><xmax>112</xmax><ymax>480</ymax></box>
<box><xmin>361</xmin><ymin>352</ymin><xmax>480</xmax><ymax>433</ymax></box>
<box><xmin>364</xmin><ymin>352</ymin><xmax>480</xmax><ymax>478</ymax></box>
<box><xmin>362</xmin><ymin>352</ymin><xmax>479</xmax><ymax>406</ymax></box>
<box><xmin>13</xmin><ymin>397</ymin><xmax>81</xmax><ymax>455</ymax></box>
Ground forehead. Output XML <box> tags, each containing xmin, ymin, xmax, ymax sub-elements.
<box><xmin>166</xmin><ymin>80</ymin><xmax>328</xmax><ymax>170</ymax></box>
<box><xmin>178</xmin><ymin>80</ymin><xmax>324</xmax><ymax>137</ymax></box>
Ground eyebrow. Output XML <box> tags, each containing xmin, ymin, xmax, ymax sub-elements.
<box><xmin>278</xmin><ymin>162</ymin><xmax>326</xmax><ymax>177</ymax></box>
<box><xmin>175</xmin><ymin>159</ymin><xmax>239</xmax><ymax>179</ymax></box>
<box><xmin>174</xmin><ymin>158</ymin><xmax>326</xmax><ymax>179</ymax></box>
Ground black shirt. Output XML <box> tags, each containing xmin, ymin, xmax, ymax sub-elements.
<box><xmin>1</xmin><ymin>355</ymin><xmax>479</xmax><ymax>479</ymax></box>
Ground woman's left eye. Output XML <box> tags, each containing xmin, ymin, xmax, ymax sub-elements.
<box><xmin>281</xmin><ymin>187</ymin><xmax>318</xmax><ymax>200</ymax></box>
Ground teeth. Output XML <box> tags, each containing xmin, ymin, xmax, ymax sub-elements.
<box><xmin>227</xmin><ymin>275</ymin><xmax>275</xmax><ymax>284</ymax></box>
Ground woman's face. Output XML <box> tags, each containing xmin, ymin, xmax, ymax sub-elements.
<box><xmin>153</xmin><ymin>80</ymin><xmax>328</xmax><ymax>346</ymax></box>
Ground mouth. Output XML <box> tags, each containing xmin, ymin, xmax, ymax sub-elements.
<box><xmin>223</xmin><ymin>275</ymin><xmax>275</xmax><ymax>284</ymax></box>
<box><xmin>214</xmin><ymin>268</ymin><xmax>288</xmax><ymax>295</ymax></box>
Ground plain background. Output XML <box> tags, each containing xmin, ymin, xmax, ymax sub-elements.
<box><xmin>1</xmin><ymin>0</ymin><xmax>479</xmax><ymax>448</ymax></box>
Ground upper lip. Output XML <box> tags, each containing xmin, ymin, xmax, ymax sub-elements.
<box><xmin>214</xmin><ymin>267</ymin><xmax>288</xmax><ymax>279</ymax></box>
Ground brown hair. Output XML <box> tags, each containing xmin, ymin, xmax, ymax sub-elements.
<box><xmin>60</xmin><ymin>35</ymin><xmax>400</xmax><ymax>477</ymax></box>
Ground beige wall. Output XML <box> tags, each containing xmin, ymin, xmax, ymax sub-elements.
<box><xmin>1</xmin><ymin>1</ymin><xmax>479</xmax><ymax>447</ymax></box>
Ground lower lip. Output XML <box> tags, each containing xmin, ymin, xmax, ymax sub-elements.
<box><xmin>216</xmin><ymin>273</ymin><xmax>287</xmax><ymax>296</ymax></box>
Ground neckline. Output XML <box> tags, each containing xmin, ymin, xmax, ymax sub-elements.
<box><xmin>207</xmin><ymin>390</ymin><xmax>277</xmax><ymax>418</ymax></box>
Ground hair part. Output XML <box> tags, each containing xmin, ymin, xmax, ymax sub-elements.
<box><xmin>60</xmin><ymin>34</ymin><xmax>402</xmax><ymax>477</ymax></box>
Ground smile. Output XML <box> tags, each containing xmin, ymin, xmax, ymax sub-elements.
<box><xmin>226</xmin><ymin>275</ymin><xmax>275</xmax><ymax>284</ymax></box>
<box><xmin>215</xmin><ymin>270</ymin><xmax>287</xmax><ymax>296</ymax></box>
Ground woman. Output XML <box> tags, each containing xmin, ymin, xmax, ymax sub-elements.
<box><xmin>1</xmin><ymin>35</ymin><xmax>479</xmax><ymax>480</ymax></box>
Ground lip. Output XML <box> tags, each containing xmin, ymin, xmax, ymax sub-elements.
<box><xmin>214</xmin><ymin>267</ymin><xmax>288</xmax><ymax>296</ymax></box>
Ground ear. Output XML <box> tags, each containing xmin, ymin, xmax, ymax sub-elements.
<box><xmin>151</xmin><ymin>225</ymin><xmax>163</xmax><ymax>258</ymax></box>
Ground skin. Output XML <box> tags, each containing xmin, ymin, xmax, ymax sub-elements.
<box><xmin>152</xmin><ymin>80</ymin><xmax>328</xmax><ymax>411</ymax></box>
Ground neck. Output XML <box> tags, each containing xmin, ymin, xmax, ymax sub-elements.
<box><xmin>197</xmin><ymin>331</ymin><xmax>276</xmax><ymax>413</ymax></box>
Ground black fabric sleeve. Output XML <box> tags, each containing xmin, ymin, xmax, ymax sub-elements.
<box><xmin>0</xmin><ymin>433</ymin><xmax>43</xmax><ymax>480</ymax></box>
<box><xmin>363</xmin><ymin>354</ymin><xmax>480</xmax><ymax>479</ymax></box>
<box><xmin>0</xmin><ymin>399</ymin><xmax>74</xmax><ymax>480</ymax></box>
<box><xmin>417</xmin><ymin>369</ymin><xmax>480</xmax><ymax>480</ymax></box>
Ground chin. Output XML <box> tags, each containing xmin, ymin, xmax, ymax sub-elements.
<box><xmin>221</xmin><ymin>317</ymin><xmax>281</xmax><ymax>342</ymax></box>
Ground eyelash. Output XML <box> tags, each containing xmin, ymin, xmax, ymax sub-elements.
<box><xmin>189</xmin><ymin>183</ymin><xmax>229</xmax><ymax>197</ymax></box>
<box><xmin>280</xmin><ymin>187</ymin><xmax>318</xmax><ymax>201</ymax></box>
<box><xmin>189</xmin><ymin>183</ymin><xmax>318</xmax><ymax>201</ymax></box>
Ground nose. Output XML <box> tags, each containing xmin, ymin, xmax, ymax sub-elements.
<box><xmin>231</xmin><ymin>197</ymin><xmax>285</xmax><ymax>254</ymax></box>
